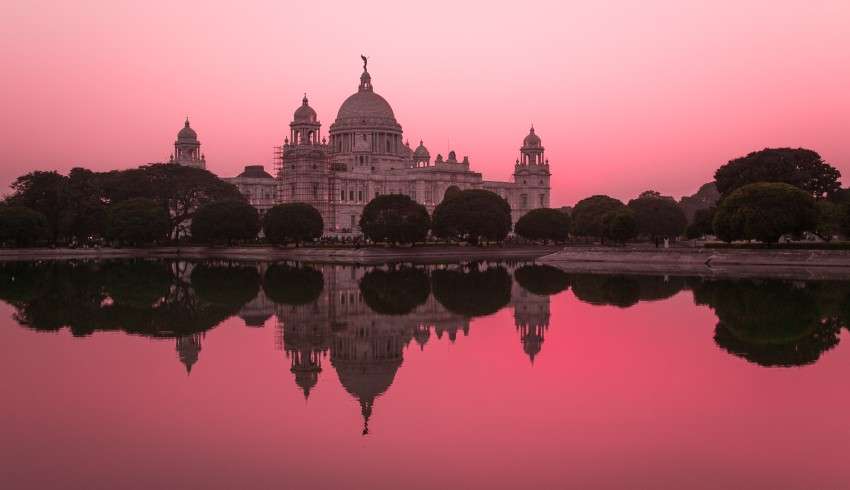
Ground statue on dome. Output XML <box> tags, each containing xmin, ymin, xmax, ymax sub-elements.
<box><xmin>361</xmin><ymin>54</ymin><xmax>368</xmax><ymax>71</ymax></box>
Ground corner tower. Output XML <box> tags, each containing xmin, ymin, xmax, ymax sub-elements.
<box><xmin>512</xmin><ymin>126</ymin><xmax>551</xmax><ymax>222</ymax></box>
<box><xmin>169</xmin><ymin>118</ymin><xmax>206</xmax><ymax>169</ymax></box>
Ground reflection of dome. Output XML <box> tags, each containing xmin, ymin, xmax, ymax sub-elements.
<box><xmin>294</xmin><ymin>95</ymin><xmax>318</xmax><ymax>123</ymax></box>
<box><xmin>523</xmin><ymin>126</ymin><xmax>541</xmax><ymax>147</ymax></box>
<box><xmin>332</xmin><ymin>353</ymin><xmax>403</xmax><ymax>436</ymax></box>
<box><xmin>178</xmin><ymin>118</ymin><xmax>197</xmax><ymax>140</ymax></box>
<box><xmin>413</xmin><ymin>140</ymin><xmax>430</xmax><ymax>160</ymax></box>
<box><xmin>332</xmin><ymin>69</ymin><xmax>400</xmax><ymax>129</ymax></box>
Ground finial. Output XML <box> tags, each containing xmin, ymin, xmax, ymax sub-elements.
<box><xmin>360</xmin><ymin>54</ymin><xmax>368</xmax><ymax>71</ymax></box>
<box><xmin>303</xmin><ymin>93</ymin><xmax>308</xmax><ymax>104</ymax></box>
<box><xmin>185</xmin><ymin>116</ymin><xmax>190</xmax><ymax>126</ymax></box>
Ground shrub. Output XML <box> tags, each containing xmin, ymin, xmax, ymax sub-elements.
<box><xmin>263</xmin><ymin>203</ymin><xmax>323</xmax><ymax>245</ymax></box>
<box><xmin>571</xmin><ymin>195</ymin><xmax>626</xmax><ymax>240</ymax></box>
<box><xmin>432</xmin><ymin>189</ymin><xmax>511</xmax><ymax>244</ymax></box>
<box><xmin>191</xmin><ymin>200</ymin><xmax>260</xmax><ymax>244</ymax></box>
<box><xmin>627</xmin><ymin>195</ymin><xmax>687</xmax><ymax>244</ymax></box>
<box><xmin>359</xmin><ymin>194</ymin><xmax>430</xmax><ymax>244</ymax></box>
<box><xmin>515</xmin><ymin>208</ymin><xmax>571</xmax><ymax>242</ymax></box>
<box><xmin>712</xmin><ymin>182</ymin><xmax>817</xmax><ymax>243</ymax></box>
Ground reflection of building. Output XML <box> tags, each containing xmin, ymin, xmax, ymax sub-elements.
<box><xmin>225</xmin><ymin>165</ymin><xmax>277</xmax><ymax>216</ymax></box>
<box><xmin>169</xmin><ymin>118</ymin><xmax>206</xmax><ymax>169</ymax></box>
<box><xmin>277</xmin><ymin>60</ymin><xmax>551</xmax><ymax>232</ymax></box>
<box><xmin>176</xmin><ymin>333</ymin><xmax>203</xmax><ymax>374</ymax></box>
<box><xmin>274</xmin><ymin>263</ymin><xmax>554</xmax><ymax>433</ymax></box>
<box><xmin>238</xmin><ymin>289</ymin><xmax>275</xmax><ymax>327</ymax></box>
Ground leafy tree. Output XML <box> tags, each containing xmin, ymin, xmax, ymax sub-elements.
<box><xmin>515</xmin><ymin>208</ymin><xmax>571</xmax><ymax>242</ymax></box>
<box><xmin>814</xmin><ymin>200</ymin><xmax>847</xmax><ymax>241</ymax></box>
<box><xmin>7</xmin><ymin>171</ymin><xmax>70</xmax><ymax>243</ymax></box>
<box><xmin>263</xmin><ymin>263</ymin><xmax>324</xmax><ymax>305</ymax></box>
<box><xmin>571</xmin><ymin>195</ymin><xmax>626</xmax><ymax>240</ymax></box>
<box><xmin>431</xmin><ymin>265</ymin><xmax>512</xmax><ymax>316</ymax></box>
<box><xmin>191</xmin><ymin>200</ymin><xmax>260</xmax><ymax>244</ymax></box>
<box><xmin>359</xmin><ymin>267</ymin><xmax>431</xmax><ymax>315</ymax></box>
<box><xmin>714</xmin><ymin>148</ymin><xmax>840</xmax><ymax>198</ymax></box>
<box><xmin>601</xmin><ymin>208</ymin><xmax>638</xmax><ymax>244</ymax></box>
<box><xmin>263</xmin><ymin>203</ymin><xmax>323</xmax><ymax>245</ymax></box>
<box><xmin>104</xmin><ymin>198</ymin><xmax>170</xmax><ymax>246</ymax></box>
<box><xmin>432</xmin><ymin>189</ymin><xmax>511</xmax><ymax>244</ymax></box>
<box><xmin>0</xmin><ymin>206</ymin><xmax>49</xmax><ymax>246</ymax></box>
<box><xmin>627</xmin><ymin>194</ymin><xmax>686</xmax><ymax>245</ymax></box>
<box><xmin>514</xmin><ymin>265</ymin><xmax>570</xmax><ymax>296</ymax></box>
<box><xmin>443</xmin><ymin>185</ymin><xmax>462</xmax><ymax>202</ymax></box>
<box><xmin>64</xmin><ymin>168</ymin><xmax>108</xmax><ymax>243</ymax></box>
<box><xmin>359</xmin><ymin>194</ymin><xmax>430</xmax><ymax>244</ymax></box>
<box><xmin>685</xmin><ymin>207</ymin><xmax>716</xmax><ymax>239</ymax></box>
<box><xmin>712</xmin><ymin>182</ymin><xmax>817</xmax><ymax>243</ymax></box>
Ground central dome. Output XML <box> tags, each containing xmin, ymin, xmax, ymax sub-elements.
<box><xmin>331</xmin><ymin>69</ymin><xmax>400</xmax><ymax>131</ymax></box>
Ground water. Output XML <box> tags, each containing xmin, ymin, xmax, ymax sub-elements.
<box><xmin>2</xmin><ymin>259</ymin><xmax>850</xmax><ymax>489</ymax></box>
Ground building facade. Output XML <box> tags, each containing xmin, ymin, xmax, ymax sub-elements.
<box><xmin>277</xmin><ymin>61</ymin><xmax>551</xmax><ymax>233</ymax></box>
<box><xmin>225</xmin><ymin>165</ymin><xmax>277</xmax><ymax>216</ymax></box>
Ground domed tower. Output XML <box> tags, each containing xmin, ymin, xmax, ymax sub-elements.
<box><xmin>328</xmin><ymin>58</ymin><xmax>405</xmax><ymax>173</ymax></box>
<box><xmin>280</xmin><ymin>95</ymin><xmax>332</xmax><ymax>229</ymax></box>
<box><xmin>175</xmin><ymin>333</ymin><xmax>203</xmax><ymax>374</ymax></box>
<box><xmin>413</xmin><ymin>140</ymin><xmax>430</xmax><ymax>168</ymax></box>
<box><xmin>512</xmin><ymin>126</ymin><xmax>551</xmax><ymax>223</ymax></box>
<box><xmin>169</xmin><ymin>118</ymin><xmax>206</xmax><ymax>169</ymax></box>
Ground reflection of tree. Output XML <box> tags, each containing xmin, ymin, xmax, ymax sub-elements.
<box><xmin>191</xmin><ymin>263</ymin><xmax>259</xmax><ymax>309</ymax></box>
<box><xmin>514</xmin><ymin>265</ymin><xmax>570</xmax><ymax>296</ymax></box>
<box><xmin>570</xmin><ymin>274</ymin><xmax>640</xmax><ymax>308</ymax></box>
<box><xmin>431</xmin><ymin>265</ymin><xmax>512</xmax><ymax>317</ymax></box>
<box><xmin>263</xmin><ymin>263</ymin><xmax>324</xmax><ymax>305</ymax></box>
<box><xmin>359</xmin><ymin>267</ymin><xmax>430</xmax><ymax>315</ymax></box>
<box><xmin>694</xmin><ymin>279</ymin><xmax>841</xmax><ymax>367</ymax></box>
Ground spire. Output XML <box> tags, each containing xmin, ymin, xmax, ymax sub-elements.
<box><xmin>185</xmin><ymin>116</ymin><xmax>190</xmax><ymax>127</ymax></box>
<box><xmin>302</xmin><ymin>93</ymin><xmax>308</xmax><ymax>105</ymax></box>
<box><xmin>361</xmin><ymin>398</ymin><xmax>374</xmax><ymax>436</ymax></box>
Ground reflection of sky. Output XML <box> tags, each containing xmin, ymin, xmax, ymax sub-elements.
<box><xmin>3</xmin><ymin>280</ymin><xmax>850</xmax><ymax>489</ymax></box>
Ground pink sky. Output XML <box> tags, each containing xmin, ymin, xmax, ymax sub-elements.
<box><xmin>2</xmin><ymin>0</ymin><xmax>849</xmax><ymax>206</ymax></box>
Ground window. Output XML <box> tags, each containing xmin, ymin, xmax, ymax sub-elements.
<box><xmin>358</xmin><ymin>190</ymin><xmax>363</xmax><ymax>202</ymax></box>
<box><xmin>349</xmin><ymin>190</ymin><xmax>354</xmax><ymax>201</ymax></box>
<box><xmin>341</xmin><ymin>189</ymin><xmax>345</xmax><ymax>201</ymax></box>
<box><xmin>350</xmin><ymin>215</ymin><xmax>356</xmax><ymax>228</ymax></box>
<box><xmin>520</xmin><ymin>194</ymin><xmax>528</xmax><ymax>208</ymax></box>
<box><xmin>539</xmin><ymin>194</ymin><xmax>545</xmax><ymax>207</ymax></box>
<box><xmin>312</xmin><ymin>184</ymin><xmax>318</xmax><ymax>199</ymax></box>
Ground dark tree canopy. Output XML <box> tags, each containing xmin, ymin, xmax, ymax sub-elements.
<box><xmin>7</xmin><ymin>171</ymin><xmax>70</xmax><ymax>242</ymax></box>
<box><xmin>694</xmin><ymin>279</ymin><xmax>839</xmax><ymax>367</ymax></box>
<box><xmin>263</xmin><ymin>203</ymin><xmax>324</xmax><ymax>245</ymax></box>
<box><xmin>686</xmin><ymin>207</ymin><xmax>716</xmax><ymax>239</ymax></box>
<box><xmin>515</xmin><ymin>208</ymin><xmax>571</xmax><ymax>242</ymax></box>
<box><xmin>601</xmin><ymin>208</ymin><xmax>638</xmax><ymax>244</ymax></box>
<box><xmin>627</xmin><ymin>194</ymin><xmax>687</xmax><ymax>241</ymax></box>
<box><xmin>571</xmin><ymin>195</ymin><xmax>626</xmax><ymax>239</ymax></box>
<box><xmin>432</xmin><ymin>189</ymin><xmax>511</xmax><ymax>244</ymax></box>
<box><xmin>359</xmin><ymin>267</ymin><xmax>431</xmax><ymax>315</ymax></box>
<box><xmin>714</xmin><ymin>148</ymin><xmax>841</xmax><ymax>198</ymax></box>
<box><xmin>431</xmin><ymin>265</ymin><xmax>512</xmax><ymax>317</ymax></box>
<box><xmin>712</xmin><ymin>182</ymin><xmax>817</xmax><ymax>243</ymax></box>
<box><xmin>191</xmin><ymin>200</ymin><xmax>260</xmax><ymax>244</ymax></box>
<box><xmin>570</xmin><ymin>274</ymin><xmax>641</xmax><ymax>308</ymax></box>
<box><xmin>514</xmin><ymin>265</ymin><xmax>570</xmax><ymax>296</ymax></box>
<box><xmin>105</xmin><ymin>198</ymin><xmax>170</xmax><ymax>246</ymax></box>
<box><xmin>359</xmin><ymin>194</ymin><xmax>430</xmax><ymax>244</ymax></box>
<box><xmin>443</xmin><ymin>185</ymin><xmax>462</xmax><ymax>202</ymax></box>
<box><xmin>0</xmin><ymin>206</ymin><xmax>49</xmax><ymax>247</ymax></box>
<box><xmin>263</xmin><ymin>263</ymin><xmax>324</xmax><ymax>305</ymax></box>
<box><xmin>190</xmin><ymin>264</ymin><xmax>260</xmax><ymax>309</ymax></box>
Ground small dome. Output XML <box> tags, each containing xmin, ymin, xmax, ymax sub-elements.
<box><xmin>177</xmin><ymin>118</ymin><xmax>197</xmax><ymax>141</ymax></box>
<box><xmin>413</xmin><ymin>140</ymin><xmax>430</xmax><ymax>160</ymax></box>
<box><xmin>294</xmin><ymin>95</ymin><xmax>317</xmax><ymax>123</ymax></box>
<box><xmin>523</xmin><ymin>126</ymin><xmax>542</xmax><ymax>147</ymax></box>
<box><xmin>237</xmin><ymin>165</ymin><xmax>274</xmax><ymax>179</ymax></box>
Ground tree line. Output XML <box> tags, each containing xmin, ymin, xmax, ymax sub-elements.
<box><xmin>2</xmin><ymin>146</ymin><xmax>847</xmax><ymax>247</ymax></box>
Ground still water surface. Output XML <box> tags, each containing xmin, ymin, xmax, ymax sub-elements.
<box><xmin>2</xmin><ymin>260</ymin><xmax>850</xmax><ymax>489</ymax></box>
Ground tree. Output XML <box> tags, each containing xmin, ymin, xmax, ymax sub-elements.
<box><xmin>601</xmin><ymin>208</ymin><xmax>638</xmax><ymax>244</ymax></box>
<box><xmin>712</xmin><ymin>182</ymin><xmax>817</xmax><ymax>244</ymax></box>
<box><xmin>359</xmin><ymin>267</ymin><xmax>431</xmax><ymax>315</ymax></box>
<box><xmin>431</xmin><ymin>265</ymin><xmax>512</xmax><ymax>316</ymax></box>
<box><xmin>102</xmin><ymin>164</ymin><xmax>244</xmax><ymax>240</ymax></box>
<box><xmin>627</xmin><ymin>194</ymin><xmax>687</xmax><ymax>246</ymax></box>
<box><xmin>0</xmin><ymin>206</ymin><xmax>49</xmax><ymax>246</ymax></box>
<box><xmin>263</xmin><ymin>264</ymin><xmax>324</xmax><ymax>305</ymax></box>
<box><xmin>685</xmin><ymin>207</ymin><xmax>716</xmax><ymax>239</ymax></box>
<box><xmin>7</xmin><ymin>171</ymin><xmax>70</xmax><ymax>243</ymax></box>
<box><xmin>571</xmin><ymin>195</ymin><xmax>626</xmax><ymax>240</ymax></box>
<box><xmin>359</xmin><ymin>194</ymin><xmax>430</xmax><ymax>244</ymax></box>
<box><xmin>191</xmin><ymin>200</ymin><xmax>260</xmax><ymax>244</ymax></box>
<box><xmin>64</xmin><ymin>168</ymin><xmax>107</xmax><ymax>243</ymax></box>
<box><xmin>104</xmin><ymin>198</ymin><xmax>170</xmax><ymax>246</ymax></box>
<box><xmin>515</xmin><ymin>208</ymin><xmax>571</xmax><ymax>242</ymax></box>
<box><xmin>263</xmin><ymin>203</ymin><xmax>323</xmax><ymax>245</ymax></box>
<box><xmin>814</xmin><ymin>200</ymin><xmax>846</xmax><ymax>241</ymax></box>
<box><xmin>714</xmin><ymin>148</ymin><xmax>840</xmax><ymax>198</ymax></box>
<box><xmin>432</xmin><ymin>189</ymin><xmax>511</xmax><ymax>244</ymax></box>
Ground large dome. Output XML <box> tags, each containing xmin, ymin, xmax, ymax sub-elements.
<box><xmin>331</xmin><ymin>69</ymin><xmax>400</xmax><ymax>131</ymax></box>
